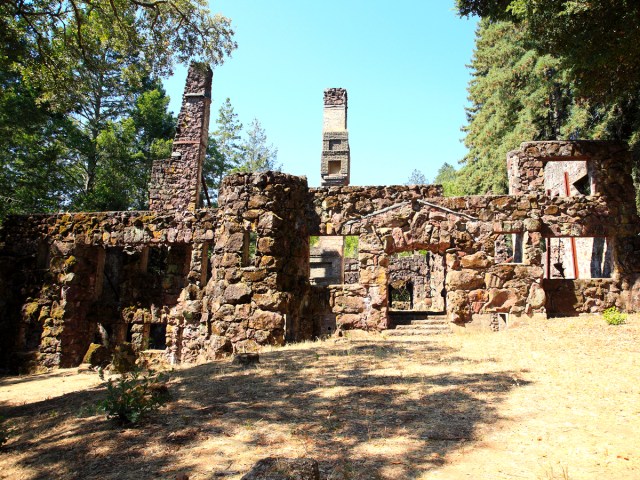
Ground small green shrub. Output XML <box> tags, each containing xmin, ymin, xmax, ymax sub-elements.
<box><xmin>603</xmin><ymin>307</ymin><xmax>627</xmax><ymax>325</ymax></box>
<box><xmin>99</xmin><ymin>369</ymin><xmax>169</xmax><ymax>425</ymax></box>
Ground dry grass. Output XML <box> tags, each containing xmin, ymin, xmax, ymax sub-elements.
<box><xmin>0</xmin><ymin>314</ymin><xmax>638</xmax><ymax>480</ymax></box>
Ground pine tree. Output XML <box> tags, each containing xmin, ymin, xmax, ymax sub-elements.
<box><xmin>406</xmin><ymin>169</ymin><xmax>427</xmax><ymax>185</ymax></box>
<box><xmin>458</xmin><ymin>20</ymin><xmax>572</xmax><ymax>195</ymax></box>
<box><xmin>236</xmin><ymin>119</ymin><xmax>280</xmax><ymax>173</ymax></box>
<box><xmin>204</xmin><ymin>98</ymin><xmax>243</xmax><ymax>205</ymax></box>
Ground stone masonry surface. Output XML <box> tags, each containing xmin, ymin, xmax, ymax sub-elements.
<box><xmin>2</xmin><ymin>70</ymin><xmax>640</xmax><ymax>372</ymax></box>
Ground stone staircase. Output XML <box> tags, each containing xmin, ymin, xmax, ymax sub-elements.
<box><xmin>384</xmin><ymin>311</ymin><xmax>451</xmax><ymax>336</ymax></box>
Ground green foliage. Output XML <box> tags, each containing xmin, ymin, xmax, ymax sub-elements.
<box><xmin>603</xmin><ymin>307</ymin><xmax>627</xmax><ymax>326</ymax></box>
<box><xmin>235</xmin><ymin>119</ymin><xmax>280</xmax><ymax>174</ymax></box>
<box><xmin>456</xmin><ymin>0</ymin><xmax>640</xmax><ymax>101</ymax></box>
<box><xmin>99</xmin><ymin>369</ymin><xmax>169</xmax><ymax>425</ymax></box>
<box><xmin>344</xmin><ymin>236</ymin><xmax>359</xmax><ymax>259</ymax></box>
<box><xmin>458</xmin><ymin>20</ymin><xmax>571</xmax><ymax>195</ymax></box>
<box><xmin>434</xmin><ymin>163</ymin><xmax>464</xmax><ymax>196</ymax></box>
<box><xmin>2</xmin><ymin>0</ymin><xmax>236</xmax><ymax>110</ymax></box>
<box><xmin>204</xmin><ymin>98</ymin><xmax>243</xmax><ymax>206</ymax></box>
<box><xmin>309</xmin><ymin>236</ymin><xmax>319</xmax><ymax>248</ymax></box>
<box><xmin>204</xmin><ymin>100</ymin><xmax>280</xmax><ymax>205</ymax></box>
<box><xmin>0</xmin><ymin>0</ymin><xmax>235</xmax><ymax>218</ymax></box>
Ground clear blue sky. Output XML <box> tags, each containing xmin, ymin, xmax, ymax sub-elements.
<box><xmin>163</xmin><ymin>1</ymin><xmax>478</xmax><ymax>187</ymax></box>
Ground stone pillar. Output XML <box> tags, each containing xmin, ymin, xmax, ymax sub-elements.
<box><xmin>320</xmin><ymin>88</ymin><xmax>350</xmax><ymax>186</ymax></box>
<box><xmin>205</xmin><ymin>172</ymin><xmax>311</xmax><ymax>355</ymax></box>
<box><xmin>149</xmin><ymin>63</ymin><xmax>212</xmax><ymax>212</ymax></box>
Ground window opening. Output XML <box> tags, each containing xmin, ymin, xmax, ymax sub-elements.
<box><xmin>389</xmin><ymin>281</ymin><xmax>413</xmax><ymax>310</ymax></box>
<box><xmin>573</xmin><ymin>174</ymin><xmax>591</xmax><ymax>195</ymax></box>
<box><xmin>242</xmin><ymin>230</ymin><xmax>257</xmax><ymax>267</ymax></box>
<box><xmin>148</xmin><ymin>247</ymin><xmax>169</xmax><ymax>276</ymax></box>
<box><xmin>126</xmin><ymin>323</ymin><xmax>134</xmax><ymax>343</ymax></box>
<box><xmin>545</xmin><ymin>237</ymin><xmax>612</xmax><ymax>279</ymax></box>
<box><xmin>202</xmin><ymin>243</ymin><xmax>213</xmax><ymax>285</ymax></box>
<box><xmin>495</xmin><ymin>233</ymin><xmax>523</xmax><ymax>264</ymax></box>
<box><xmin>148</xmin><ymin>323</ymin><xmax>167</xmax><ymax>350</ymax></box>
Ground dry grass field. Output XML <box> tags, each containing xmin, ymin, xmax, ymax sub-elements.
<box><xmin>0</xmin><ymin>314</ymin><xmax>638</xmax><ymax>480</ymax></box>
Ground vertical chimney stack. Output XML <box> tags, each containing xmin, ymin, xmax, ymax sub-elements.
<box><xmin>320</xmin><ymin>88</ymin><xmax>350</xmax><ymax>186</ymax></box>
<box><xmin>149</xmin><ymin>63</ymin><xmax>212</xmax><ymax>212</ymax></box>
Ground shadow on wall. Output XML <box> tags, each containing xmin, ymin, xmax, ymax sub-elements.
<box><xmin>1</xmin><ymin>341</ymin><xmax>530</xmax><ymax>479</ymax></box>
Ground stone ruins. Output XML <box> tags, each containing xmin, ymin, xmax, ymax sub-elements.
<box><xmin>1</xmin><ymin>63</ymin><xmax>640</xmax><ymax>372</ymax></box>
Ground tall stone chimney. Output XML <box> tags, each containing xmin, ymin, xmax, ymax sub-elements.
<box><xmin>149</xmin><ymin>63</ymin><xmax>212</xmax><ymax>212</ymax></box>
<box><xmin>321</xmin><ymin>88</ymin><xmax>350</xmax><ymax>186</ymax></box>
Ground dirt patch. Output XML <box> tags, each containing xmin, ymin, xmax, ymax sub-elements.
<box><xmin>0</xmin><ymin>315</ymin><xmax>638</xmax><ymax>479</ymax></box>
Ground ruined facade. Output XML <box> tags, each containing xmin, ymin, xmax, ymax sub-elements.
<box><xmin>2</xmin><ymin>65</ymin><xmax>640</xmax><ymax>372</ymax></box>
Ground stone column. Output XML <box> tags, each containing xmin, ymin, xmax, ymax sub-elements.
<box><xmin>204</xmin><ymin>172</ymin><xmax>311</xmax><ymax>355</ymax></box>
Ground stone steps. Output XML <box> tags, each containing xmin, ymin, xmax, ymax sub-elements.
<box><xmin>384</xmin><ymin>313</ymin><xmax>452</xmax><ymax>337</ymax></box>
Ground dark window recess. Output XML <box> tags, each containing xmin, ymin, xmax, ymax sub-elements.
<box><xmin>202</xmin><ymin>243</ymin><xmax>213</xmax><ymax>284</ymax></box>
<box><xmin>242</xmin><ymin>230</ymin><xmax>258</xmax><ymax>267</ymax></box>
<box><xmin>328</xmin><ymin>139</ymin><xmax>342</xmax><ymax>150</ymax></box>
<box><xmin>573</xmin><ymin>175</ymin><xmax>591</xmax><ymax>195</ymax></box>
<box><xmin>148</xmin><ymin>324</ymin><xmax>167</xmax><ymax>350</ymax></box>
<box><xmin>126</xmin><ymin>323</ymin><xmax>134</xmax><ymax>343</ymax></box>
<box><xmin>389</xmin><ymin>281</ymin><xmax>413</xmax><ymax>310</ymax></box>
<box><xmin>148</xmin><ymin>247</ymin><xmax>169</xmax><ymax>275</ymax></box>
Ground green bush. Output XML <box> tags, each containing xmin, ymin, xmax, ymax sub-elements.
<box><xmin>99</xmin><ymin>369</ymin><xmax>169</xmax><ymax>425</ymax></box>
<box><xmin>603</xmin><ymin>307</ymin><xmax>627</xmax><ymax>325</ymax></box>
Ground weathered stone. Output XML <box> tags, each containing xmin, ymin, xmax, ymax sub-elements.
<box><xmin>484</xmin><ymin>288</ymin><xmax>519</xmax><ymax>312</ymax></box>
<box><xmin>460</xmin><ymin>251</ymin><xmax>491</xmax><ymax>269</ymax></box>
<box><xmin>223</xmin><ymin>283</ymin><xmax>251</xmax><ymax>304</ymax></box>
<box><xmin>248</xmin><ymin>310</ymin><xmax>284</xmax><ymax>330</ymax></box>
<box><xmin>446</xmin><ymin>270</ymin><xmax>485</xmax><ymax>290</ymax></box>
<box><xmin>527</xmin><ymin>283</ymin><xmax>546</xmax><ymax>309</ymax></box>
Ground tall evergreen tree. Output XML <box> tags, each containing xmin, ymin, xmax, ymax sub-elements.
<box><xmin>456</xmin><ymin>0</ymin><xmax>640</xmax><ymax>101</ymax></box>
<box><xmin>406</xmin><ymin>169</ymin><xmax>427</xmax><ymax>185</ymax></box>
<box><xmin>236</xmin><ymin>119</ymin><xmax>279</xmax><ymax>173</ymax></box>
<box><xmin>0</xmin><ymin>0</ymin><xmax>236</xmax><ymax>218</ymax></box>
<box><xmin>458</xmin><ymin>20</ymin><xmax>572</xmax><ymax>194</ymax></box>
<box><xmin>204</xmin><ymin>98</ymin><xmax>243</xmax><ymax>205</ymax></box>
<box><xmin>454</xmin><ymin>16</ymin><xmax>640</xmax><ymax>207</ymax></box>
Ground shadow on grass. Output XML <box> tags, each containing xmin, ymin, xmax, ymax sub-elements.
<box><xmin>0</xmin><ymin>339</ymin><xmax>530</xmax><ymax>480</ymax></box>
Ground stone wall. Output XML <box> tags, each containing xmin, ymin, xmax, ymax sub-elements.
<box><xmin>3</xmin><ymin>65</ymin><xmax>640</xmax><ymax>373</ymax></box>
<box><xmin>0</xmin><ymin>209</ymin><xmax>217</xmax><ymax>369</ymax></box>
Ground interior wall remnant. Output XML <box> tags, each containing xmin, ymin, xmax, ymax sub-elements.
<box><xmin>387</xmin><ymin>251</ymin><xmax>445</xmax><ymax>311</ymax></box>
<box><xmin>543</xmin><ymin>159</ymin><xmax>593</xmax><ymax>197</ymax></box>
<box><xmin>544</xmin><ymin>237</ymin><xmax>613</xmax><ymax>279</ymax></box>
